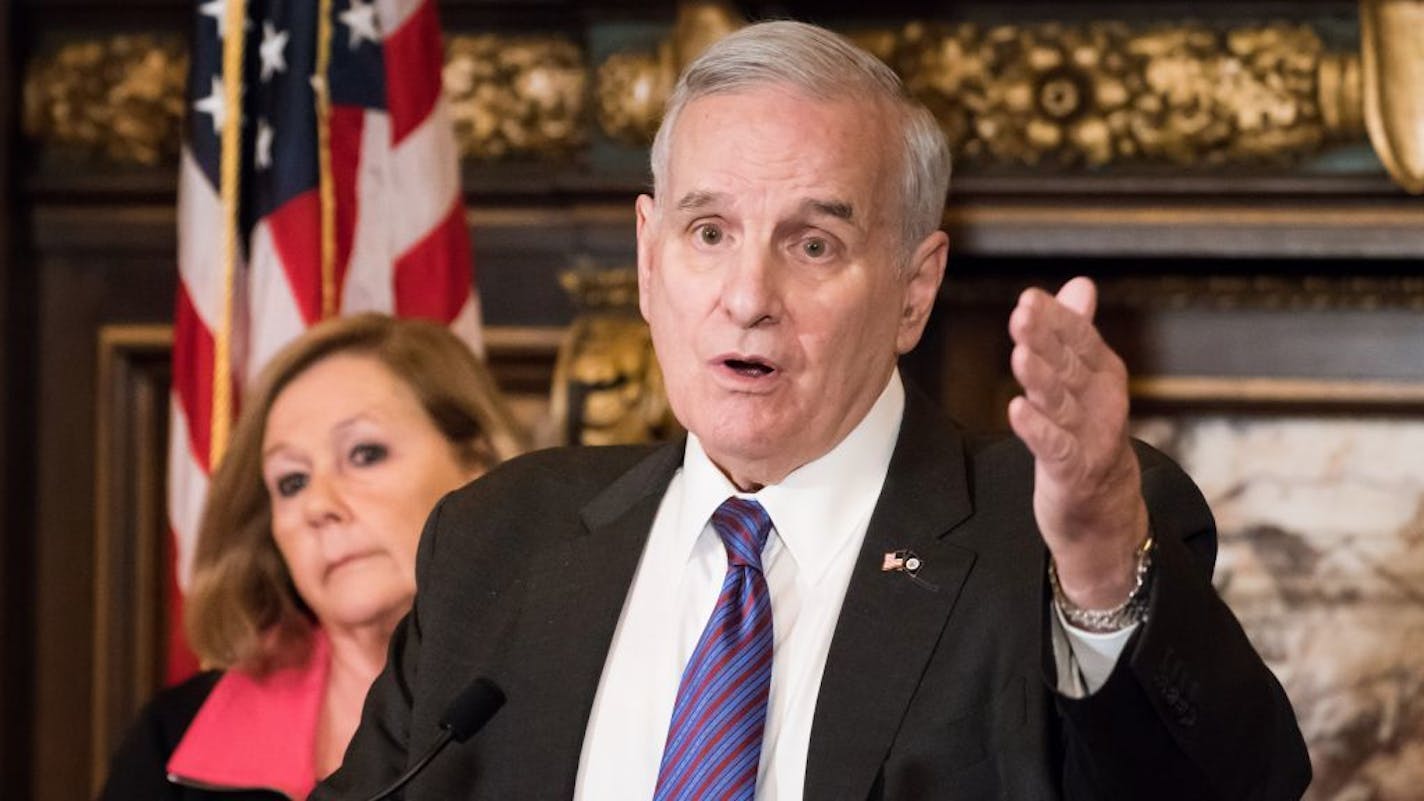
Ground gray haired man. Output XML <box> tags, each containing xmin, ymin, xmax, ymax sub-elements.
<box><xmin>316</xmin><ymin>20</ymin><xmax>1309</xmax><ymax>801</ymax></box>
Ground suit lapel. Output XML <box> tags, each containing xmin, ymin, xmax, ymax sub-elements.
<box><xmin>805</xmin><ymin>387</ymin><xmax>977</xmax><ymax>801</ymax></box>
<box><xmin>503</xmin><ymin>441</ymin><xmax>685</xmax><ymax>798</ymax></box>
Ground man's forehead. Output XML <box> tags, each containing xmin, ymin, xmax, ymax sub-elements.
<box><xmin>660</xmin><ymin>91</ymin><xmax>890</xmax><ymax>217</ymax></box>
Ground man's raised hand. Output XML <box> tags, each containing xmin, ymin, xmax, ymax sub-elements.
<box><xmin>1007</xmin><ymin>277</ymin><xmax>1149</xmax><ymax>610</ymax></box>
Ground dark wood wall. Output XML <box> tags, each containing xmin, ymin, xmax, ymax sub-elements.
<box><xmin>6</xmin><ymin>2</ymin><xmax>1424</xmax><ymax>800</ymax></box>
<box><xmin>1</xmin><ymin>0</ymin><xmax>29</xmax><ymax>795</ymax></box>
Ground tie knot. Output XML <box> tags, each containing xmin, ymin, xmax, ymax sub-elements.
<box><xmin>711</xmin><ymin>497</ymin><xmax>773</xmax><ymax>570</ymax></box>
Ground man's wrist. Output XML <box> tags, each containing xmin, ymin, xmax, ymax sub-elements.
<box><xmin>1049</xmin><ymin>536</ymin><xmax>1155</xmax><ymax>634</ymax></box>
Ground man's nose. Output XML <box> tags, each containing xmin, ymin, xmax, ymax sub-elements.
<box><xmin>719</xmin><ymin>245</ymin><xmax>782</xmax><ymax>328</ymax></box>
<box><xmin>301</xmin><ymin>471</ymin><xmax>350</xmax><ymax>527</ymax></box>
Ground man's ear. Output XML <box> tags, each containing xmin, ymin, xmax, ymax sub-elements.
<box><xmin>635</xmin><ymin>194</ymin><xmax>656</xmax><ymax>322</ymax></box>
<box><xmin>895</xmin><ymin>230</ymin><xmax>949</xmax><ymax>354</ymax></box>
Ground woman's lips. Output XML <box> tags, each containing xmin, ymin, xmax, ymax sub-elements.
<box><xmin>325</xmin><ymin>550</ymin><xmax>379</xmax><ymax>577</ymax></box>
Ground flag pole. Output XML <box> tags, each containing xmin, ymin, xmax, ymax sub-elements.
<box><xmin>211</xmin><ymin>0</ymin><xmax>248</xmax><ymax>467</ymax></box>
<box><xmin>315</xmin><ymin>0</ymin><xmax>337</xmax><ymax>319</ymax></box>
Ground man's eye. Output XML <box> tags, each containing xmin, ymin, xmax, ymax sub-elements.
<box><xmin>350</xmin><ymin>443</ymin><xmax>389</xmax><ymax>466</ymax></box>
<box><xmin>275</xmin><ymin>473</ymin><xmax>308</xmax><ymax>498</ymax></box>
<box><xmin>696</xmin><ymin>224</ymin><xmax>724</xmax><ymax>245</ymax></box>
<box><xmin>802</xmin><ymin>238</ymin><xmax>829</xmax><ymax>258</ymax></box>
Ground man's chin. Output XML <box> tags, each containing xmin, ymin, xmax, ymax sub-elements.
<box><xmin>699</xmin><ymin>431</ymin><xmax>809</xmax><ymax>489</ymax></box>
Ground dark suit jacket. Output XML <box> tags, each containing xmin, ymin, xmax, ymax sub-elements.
<box><xmin>313</xmin><ymin>387</ymin><xmax>1310</xmax><ymax>800</ymax></box>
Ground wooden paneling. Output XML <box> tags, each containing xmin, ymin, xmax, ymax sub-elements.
<box><xmin>31</xmin><ymin>246</ymin><xmax>173</xmax><ymax>801</ymax></box>
<box><xmin>90</xmin><ymin>326</ymin><xmax>172</xmax><ymax>793</ymax></box>
<box><xmin>0</xmin><ymin>0</ymin><xmax>26</xmax><ymax>795</ymax></box>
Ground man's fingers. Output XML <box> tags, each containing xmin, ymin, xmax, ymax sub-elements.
<box><xmin>1011</xmin><ymin>344</ymin><xmax>1080</xmax><ymax>426</ymax></box>
<box><xmin>1052</xmin><ymin>278</ymin><xmax>1105</xmax><ymax>360</ymax></box>
<box><xmin>1009</xmin><ymin>285</ymin><xmax>1107</xmax><ymax>372</ymax></box>
<box><xmin>1055</xmin><ymin>276</ymin><xmax>1098</xmax><ymax>320</ymax></box>
<box><xmin>1008</xmin><ymin>395</ymin><xmax>1077</xmax><ymax>467</ymax></box>
<box><xmin>1008</xmin><ymin>293</ymin><xmax>1069</xmax><ymax>371</ymax></box>
<box><xmin>1010</xmin><ymin>296</ymin><xmax>1097</xmax><ymax>394</ymax></box>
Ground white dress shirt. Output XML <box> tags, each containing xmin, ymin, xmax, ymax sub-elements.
<box><xmin>573</xmin><ymin>370</ymin><xmax>1135</xmax><ymax>800</ymax></box>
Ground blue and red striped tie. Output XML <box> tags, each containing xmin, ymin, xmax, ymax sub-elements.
<box><xmin>653</xmin><ymin>497</ymin><xmax>775</xmax><ymax>801</ymax></box>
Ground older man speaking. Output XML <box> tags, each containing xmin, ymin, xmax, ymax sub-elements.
<box><xmin>315</xmin><ymin>21</ymin><xmax>1309</xmax><ymax>801</ymax></box>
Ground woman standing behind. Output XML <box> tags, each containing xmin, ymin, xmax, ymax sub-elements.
<box><xmin>100</xmin><ymin>314</ymin><xmax>525</xmax><ymax>800</ymax></box>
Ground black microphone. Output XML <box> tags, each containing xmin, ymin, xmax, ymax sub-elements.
<box><xmin>359</xmin><ymin>677</ymin><xmax>506</xmax><ymax>801</ymax></box>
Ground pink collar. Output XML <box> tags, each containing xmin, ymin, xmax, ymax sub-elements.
<box><xmin>166</xmin><ymin>630</ymin><xmax>330</xmax><ymax>799</ymax></box>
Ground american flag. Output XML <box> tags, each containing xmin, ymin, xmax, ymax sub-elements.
<box><xmin>168</xmin><ymin>0</ymin><xmax>478</xmax><ymax>680</ymax></box>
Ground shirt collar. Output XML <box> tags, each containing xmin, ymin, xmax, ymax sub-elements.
<box><xmin>677</xmin><ymin>369</ymin><xmax>905</xmax><ymax>585</ymax></box>
<box><xmin>166</xmin><ymin>629</ymin><xmax>328</xmax><ymax>799</ymax></box>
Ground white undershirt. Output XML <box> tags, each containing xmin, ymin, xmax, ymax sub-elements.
<box><xmin>573</xmin><ymin>370</ymin><xmax>1134</xmax><ymax>800</ymax></box>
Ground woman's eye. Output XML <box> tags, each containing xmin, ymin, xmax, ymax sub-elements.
<box><xmin>350</xmin><ymin>443</ymin><xmax>389</xmax><ymax>466</ymax></box>
<box><xmin>274</xmin><ymin>473</ymin><xmax>308</xmax><ymax>498</ymax></box>
<box><xmin>695</xmin><ymin>223</ymin><xmax>724</xmax><ymax>246</ymax></box>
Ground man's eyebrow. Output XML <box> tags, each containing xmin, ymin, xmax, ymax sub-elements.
<box><xmin>673</xmin><ymin>192</ymin><xmax>855</xmax><ymax>222</ymax></box>
<box><xmin>802</xmin><ymin>198</ymin><xmax>855</xmax><ymax>222</ymax></box>
<box><xmin>675</xmin><ymin>190</ymin><xmax>727</xmax><ymax>212</ymax></box>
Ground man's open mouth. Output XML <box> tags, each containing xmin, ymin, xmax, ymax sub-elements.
<box><xmin>723</xmin><ymin>357</ymin><xmax>776</xmax><ymax>377</ymax></box>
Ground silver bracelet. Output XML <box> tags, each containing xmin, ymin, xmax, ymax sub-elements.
<box><xmin>1049</xmin><ymin>537</ymin><xmax>1155</xmax><ymax>634</ymax></box>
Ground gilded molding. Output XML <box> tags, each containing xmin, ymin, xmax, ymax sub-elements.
<box><xmin>22</xmin><ymin>32</ymin><xmax>591</xmax><ymax>165</ymax></box>
<box><xmin>891</xmin><ymin>21</ymin><xmax>1351</xmax><ymax>167</ymax></box>
<box><xmin>590</xmin><ymin>10</ymin><xmax>1397</xmax><ymax>175</ymax></box>
<box><xmin>1360</xmin><ymin>0</ymin><xmax>1424</xmax><ymax>193</ymax></box>
<box><xmin>19</xmin><ymin>7</ymin><xmax>1424</xmax><ymax>192</ymax></box>
<box><xmin>444</xmin><ymin>34</ymin><xmax>588</xmax><ymax>161</ymax></box>
<box><xmin>595</xmin><ymin>1</ymin><xmax>742</xmax><ymax>145</ymax></box>
<box><xmin>595</xmin><ymin>50</ymin><xmax>676</xmax><ymax>146</ymax></box>
<box><xmin>551</xmin><ymin>268</ymin><xmax>679</xmax><ymax>446</ymax></box>
<box><xmin>22</xmin><ymin>35</ymin><xmax>187</xmax><ymax>166</ymax></box>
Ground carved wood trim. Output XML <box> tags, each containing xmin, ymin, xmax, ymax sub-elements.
<box><xmin>91</xmin><ymin>324</ymin><xmax>171</xmax><ymax>792</ymax></box>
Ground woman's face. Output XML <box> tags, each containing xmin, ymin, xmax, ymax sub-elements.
<box><xmin>262</xmin><ymin>352</ymin><xmax>479</xmax><ymax>636</ymax></box>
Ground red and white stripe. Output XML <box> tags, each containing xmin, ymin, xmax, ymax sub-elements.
<box><xmin>167</xmin><ymin>0</ymin><xmax>477</xmax><ymax>680</ymax></box>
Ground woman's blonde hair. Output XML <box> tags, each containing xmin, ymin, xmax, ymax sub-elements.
<box><xmin>183</xmin><ymin>313</ymin><xmax>526</xmax><ymax>674</ymax></box>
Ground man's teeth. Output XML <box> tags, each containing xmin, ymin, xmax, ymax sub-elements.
<box><xmin>726</xmin><ymin>359</ymin><xmax>773</xmax><ymax>376</ymax></box>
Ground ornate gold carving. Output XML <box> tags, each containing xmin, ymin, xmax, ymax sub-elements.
<box><xmin>594</xmin><ymin>13</ymin><xmax>1385</xmax><ymax>171</ymax></box>
<box><xmin>552</xmin><ymin>268</ymin><xmax>678</xmax><ymax>446</ymax></box>
<box><xmin>595</xmin><ymin>1</ymin><xmax>743</xmax><ymax>146</ymax></box>
<box><xmin>551</xmin><ymin>267</ymin><xmax>679</xmax><ymax>446</ymax></box>
<box><xmin>559</xmin><ymin>264</ymin><xmax>642</xmax><ymax>310</ymax></box>
<box><xmin>1360</xmin><ymin>0</ymin><xmax>1424</xmax><ymax>194</ymax></box>
<box><xmin>596</xmin><ymin>50</ymin><xmax>675</xmax><ymax>146</ymax></box>
<box><xmin>20</xmin><ymin>10</ymin><xmax>1424</xmax><ymax>193</ymax></box>
<box><xmin>23</xmin><ymin>32</ymin><xmax>590</xmax><ymax>165</ymax></box>
<box><xmin>1318</xmin><ymin>52</ymin><xmax>1366</xmax><ymax>140</ymax></box>
<box><xmin>893</xmin><ymin>20</ymin><xmax>1351</xmax><ymax>167</ymax></box>
<box><xmin>444</xmin><ymin>34</ymin><xmax>588</xmax><ymax>161</ymax></box>
<box><xmin>22</xmin><ymin>35</ymin><xmax>188</xmax><ymax>165</ymax></box>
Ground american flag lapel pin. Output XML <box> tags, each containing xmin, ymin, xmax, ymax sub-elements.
<box><xmin>882</xmin><ymin>550</ymin><xmax>921</xmax><ymax>573</ymax></box>
<box><xmin>882</xmin><ymin>549</ymin><xmax>937</xmax><ymax>591</ymax></box>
